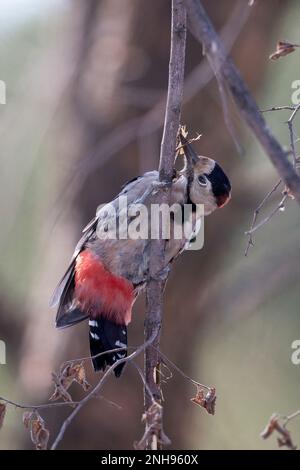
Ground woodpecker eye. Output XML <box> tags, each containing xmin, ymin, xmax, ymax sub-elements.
<box><xmin>198</xmin><ymin>175</ymin><xmax>207</xmax><ymax>187</ymax></box>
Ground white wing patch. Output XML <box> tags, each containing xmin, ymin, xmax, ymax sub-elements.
<box><xmin>90</xmin><ymin>332</ymin><xmax>100</xmax><ymax>340</ymax></box>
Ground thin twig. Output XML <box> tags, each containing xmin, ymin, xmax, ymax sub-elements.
<box><xmin>244</xmin><ymin>179</ymin><xmax>282</xmax><ymax>256</ymax></box>
<box><xmin>153</xmin><ymin>347</ymin><xmax>210</xmax><ymax>391</ymax></box>
<box><xmin>0</xmin><ymin>396</ymin><xmax>80</xmax><ymax>411</ymax></box>
<box><xmin>0</xmin><ymin>395</ymin><xmax>121</xmax><ymax>412</ymax></box>
<box><xmin>287</xmin><ymin>103</ymin><xmax>300</xmax><ymax>167</ymax></box>
<box><xmin>261</xmin><ymin>106</ymin><xmax>296</xmax><ymax>113</ymax></box>
<box><xmin>132</xmin><ymin>362</ymin><xmax>155</xmax><ymax>406</ymax></box>
<box><xmin>245</xmin><ymin>192</ymin><xmax>288</xmax><ymax>236</ymax></box>
<box><xmin>59</xmin><ymin>346</ymin><xmax>131</xmax><ymax>368</ymax></box>
<box><xmin>283</xmin><ymin>409</ymin><xmax>300</xmax><ymax>427</ymax></box>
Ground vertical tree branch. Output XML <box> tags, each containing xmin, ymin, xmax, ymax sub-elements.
<box><xmin>144</xmin><ymin>0</ymin><xmax>186</xmax><ymax>450</ymax></box>
<box><xmin>159</xmin><ymin>1</ymin><xmax>187</xmax><ymax>183</ymax></box>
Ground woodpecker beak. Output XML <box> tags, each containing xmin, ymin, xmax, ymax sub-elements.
<box><xmin>179</xmin><ymin>134</ymin><xmax>199</xmax><ymax>165</ymax></box>
<box><xmin>183</xmin><ymin>141</ymin><xmax>199</xmax><ymax>165</ymax></box>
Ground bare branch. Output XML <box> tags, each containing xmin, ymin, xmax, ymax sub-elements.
<box><xmin>133</xmin><ymin>362</ymin><xmax>156</xmax><ymax>407</ymax></box>
<box><xmin>184</xmin><ymin>0</ymin><xmax>300</xmax><ymax>203</ymax></box>
<box><xmin>283</xmin><ymin>409</ymin><xmax>300</xmax><ymax>432</ymax></box>
<box><xmin>158</xmin><ymin>1</ymin><xmax>187</xmax><ymax>182</ymax></box>
<box><xmin>261</xmin><ymin>106</ymin><xmax>296</xmax><ymax>113</ymax></box>
<box><xmin>144</xmin><ymin>0</ymin><xmax>187</xmax><ymax>451</ymax></box>
<box><xmin>245</xmin><ymin>192</ymin><xmax>288</xmax><ymax>236</ymax></box>
<box><xmin>0</xmin><ymin>394</ymin><xmax>120</xmax><ymax>412</ymax></box>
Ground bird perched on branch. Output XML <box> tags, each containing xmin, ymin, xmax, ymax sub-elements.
<box><xmin>51</xmin><ymin>130</ymin><xmax>231</xmax><ymax>377</ymax></box>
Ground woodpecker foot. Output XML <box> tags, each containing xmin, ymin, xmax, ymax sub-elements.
<box><xmin>150</xmin><ymin>180</ymin><xmax>172</xmax><ymax>195</ymax></box>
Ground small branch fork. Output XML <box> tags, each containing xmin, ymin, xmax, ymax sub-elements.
<box><xmin>244</xmin><ymin>179</ymin><xmax>285</xmax><ymax>256</ymax></box>
<box><xmin>245</xmin><ymin>105</ymin><xmax>300</xmax><ymax>255</ymax></box>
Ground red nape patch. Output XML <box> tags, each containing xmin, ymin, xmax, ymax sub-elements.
<box><xmin>75</xmin><ymin>250</ymin><xmax>134</xmax><ymax>325</ymax></box>
<box><xmin>216</xmin><ymin>192</ymin><xmax>231</xmax><ymax>208</ymax></box>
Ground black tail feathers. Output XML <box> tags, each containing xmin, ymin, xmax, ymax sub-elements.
<box><xmin>89</xmin><ymin>317</ymin><xmax>127</xmax><ymax>377</ymax></box>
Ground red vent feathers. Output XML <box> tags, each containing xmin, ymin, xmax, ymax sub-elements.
<box><xmin>75</xmin><ymin>250</ymin><xmax>134</xmax><ymax>325</ymax></box>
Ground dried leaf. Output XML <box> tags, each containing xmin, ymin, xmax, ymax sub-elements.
<box><xmin>49</xmin><ymin>372</ymin><xmax>73</xmax><ymax>403</ymax></box>
<box><xmin>261</xmin><ymin>413</ymin><xmax>297</xmax><ymax>450</ymax></box>
<box><xmin>177</xmin><ymin>126</ymin><xmax>188</xmax><ymax>156</ymax></box>
<box><xmin>22</xmin><ymin>411</ymin><xmax>34</xmax><ymax>429</ymax></box>
<box><xmin>260</xmin><ymin>413</ymin><xmax>278</xmax><ymax>439</ymax></box>
<box><xmin>0</xmin><ymin>403</ymin><xmax>6</xmax><ymax>429</ymax></box>
<box><xmin>50</xmin><ymin>362</ymin><xmax>90</xmax><ymax>402</ymax></box>
<box><xmin>30</xmin><ymin>417</ymin><xmax>42</xmax><ymax>445</ymax></box>
<box><xmin>269</xmin><ymin>41</ymin><xmax>299</xmax><ymax>61</ymax></box>
<box><xmin>135</xmin><ymin>402</ymin><xmax>171</xmax><ymax>450</ymax></box>
<box><xmin>35</xmin><ymin>427</ymin><xmax>50</xmax><ymax>450</ymax></box>
<box><xmin>23</xmin><ymin>411</ymin><xmax>50</xmax><ymax>450</ymax></box>
<box><xmin>72</xmin><ymin>363</ymin><xmax>91</xmax><ymax>391</ymax></box>
<box><xmin>177</xmin><ymin>125</ymin><xmax>202</xmax><ymax>156</ymax></box>
<box><xmin>191</xmin><ymin>386</ymin><xmax>217</xmax><ymax>415</ymax></box>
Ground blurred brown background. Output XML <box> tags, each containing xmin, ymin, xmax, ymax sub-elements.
<box><xmin>1</xmin><ymin>0</ymin><xmax>300</xmax><ymax>450</ymax></box>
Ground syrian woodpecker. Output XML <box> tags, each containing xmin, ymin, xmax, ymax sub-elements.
<box><xmin>51</xmin><ymin>135</ymin><xmax>231</xmax><ymax>377</ymax></box>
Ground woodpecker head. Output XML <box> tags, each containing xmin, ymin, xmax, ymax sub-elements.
<box><xmin>181</xmin><ymin>136</ymin><xmax>231</xmax><ymax>215</ymax></box>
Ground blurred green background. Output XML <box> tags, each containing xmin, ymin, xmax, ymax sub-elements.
<box><xmin>0</xmin><ymin>0</ymin><xmax>300</xmax><ymax>450</ymax></box>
